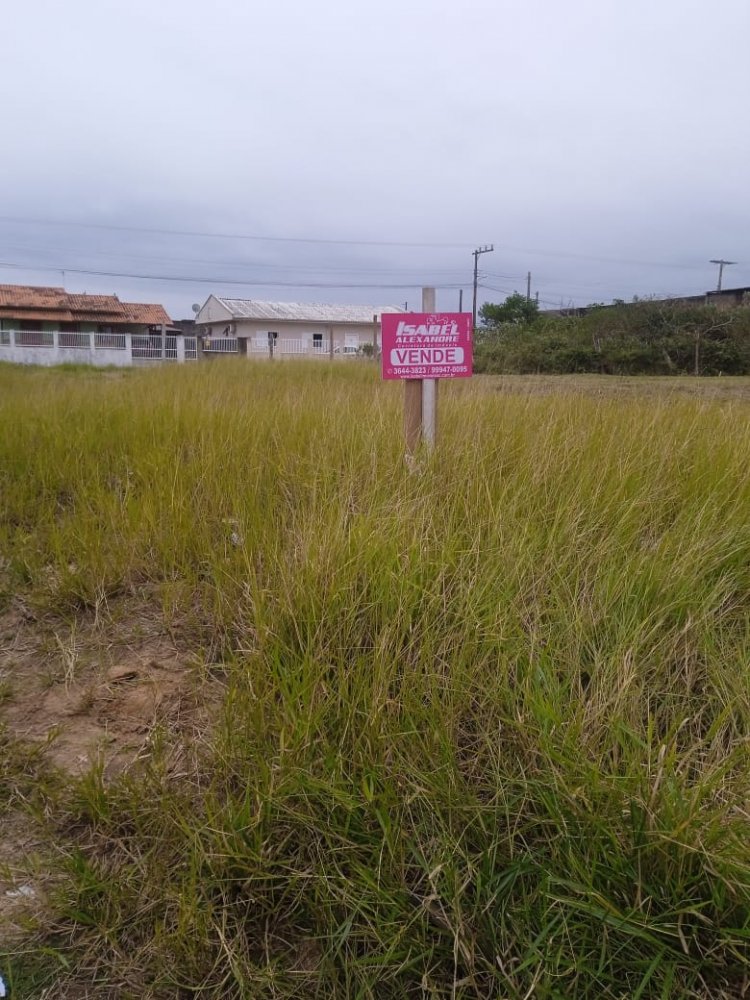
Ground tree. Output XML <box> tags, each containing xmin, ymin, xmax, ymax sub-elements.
<box><xmin>479</xmin><ymin>293</ymin><xmax>540</xmax><ymax>329</ymax></box>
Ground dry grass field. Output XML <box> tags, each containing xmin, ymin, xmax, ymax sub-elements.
<box><xmin>1</xmin><ymin>361</ymin><xmax>750</xmax><ymax>998</ymax></box>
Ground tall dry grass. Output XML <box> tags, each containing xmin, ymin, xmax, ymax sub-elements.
<box><xmin>1</xmin><ymin>361</ymin><xmax>750</xmax><ymax>997</ymax></box>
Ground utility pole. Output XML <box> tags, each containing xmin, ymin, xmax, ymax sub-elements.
<box><xmin>710</xmin><ymin>259</ymin><xmax>736</xmax><ymax>292</ymax></box>
<box><xmin>472</xmin><ymin>244</ymin><xmax>494</xmax><ymax>329</ymax></box>
<box><xmin>526</xmin><ymin>271</ymin><xmax>531</xmax><ymax>303</ymax></box>
<box><xmin>458</xmin><ymin>288</ymin><xmax>463</xmax><ymax>312</ymax></box>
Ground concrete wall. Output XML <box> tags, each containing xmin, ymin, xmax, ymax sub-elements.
<box><xmin>2</xmin><ymin>345</ymin><xmax>132</xmax><ymax>367</ymax></box>
<box><xmin>0</xmin><ymin>333</ymin><xmax>133</xmax><ymax>367</ymax></box>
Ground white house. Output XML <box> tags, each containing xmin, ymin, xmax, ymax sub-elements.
<box><xmin>195</xmin><ymin>296</ymin><xmax>405</xmax><ymax>359</ymax></box>
<box><xmin>0</xmin><ymin>284</ymin><xmax>195</xmax><ymax>366</ymax></box>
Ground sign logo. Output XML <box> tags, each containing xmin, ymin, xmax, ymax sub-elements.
<box><xmin>381</xmin><ymin>313</ymin><xmax>473</xmax><ymax>380</ymax></box>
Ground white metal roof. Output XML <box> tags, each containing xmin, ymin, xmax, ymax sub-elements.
<box><xmin>214</xmin><ymin>297</ymin><xmax>405</xmax><ymax>324</ymax></box>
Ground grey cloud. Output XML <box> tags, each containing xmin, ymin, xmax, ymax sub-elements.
<box><xmin>2</xmin><ymin>0</ymin><xmax>748</xmax><ymax>317</ymax></box>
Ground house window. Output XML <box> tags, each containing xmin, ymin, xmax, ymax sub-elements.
<box><xmin>268</xmin><ymin>331</ymin><xmax>278</xmax><ymax>342</ymax></box>
<box><xmin>313</xmin><ymin>333</ymin><xmax>323</xmax><ymax>350</ymax></box>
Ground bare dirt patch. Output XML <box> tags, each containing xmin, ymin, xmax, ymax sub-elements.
<box><xmin>0</xmin><ymin>597</ymin><xmax>223</xmax><ymax>951</ymax></box>
<box><xmin>0</xmin><ymin>598</ymin><xmax>219</xmax><ymax>779</ymax></box>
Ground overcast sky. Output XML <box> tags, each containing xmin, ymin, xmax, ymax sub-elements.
<box><xmin>2</xmin><ymin>0</ymin><xmax>749</xmax><ymax>318</ymax></box>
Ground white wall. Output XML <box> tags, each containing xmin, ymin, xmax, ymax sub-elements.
<box><xmin>0</xmin><ymin>337</ymin><xmax>132</xmax><ymax>367</ymax></box>
<box><xmin>203</xmin><ymin>318</ymin><xmax>379</xmax><ymax>353</ymax></box>
<box><xmin>195</xmin><ymin>296</ymin><xmax>233</xmax><ymax>325</ymax></box>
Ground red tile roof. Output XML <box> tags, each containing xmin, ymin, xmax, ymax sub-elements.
<box><xmin>66</xmin><ymin>294</ymin><xmax>126</xmax><ymax>315</ymax></box>
<box><xmin>0</xmin><ymin>285</ymin><xmax>69</xmax><ymax>312</ymax></box>
<box><xmin>0</xmin><ymin>284</ymin><xmax>171</xmax><ymax>326</ymax></box>
<box><xmin>120</xmin><ymin>302</ymin><xmax>172</xmax><ymax>325</ymax></box>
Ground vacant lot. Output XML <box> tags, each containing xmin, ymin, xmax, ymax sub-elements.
<box><xmin>1</xmin><ymin>362</ymin><xmax>750</xmax><ymax>998</ymax></box>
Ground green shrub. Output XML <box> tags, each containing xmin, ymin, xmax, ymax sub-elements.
<box><xmin>476</xmin><ymin>303</ymin><xmax>750</xmax><ymax>376</ymax></box>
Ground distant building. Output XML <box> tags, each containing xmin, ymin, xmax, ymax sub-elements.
<box><xmin>541</xmin><ymin>286</ymin><xmax>750</xmax><ymax>318</ymax></box>
<box><xmin>195</xmin><ymin>296</ymin><xmax>405</xmax><ymax>358</ymax></box>
<box><xmin>706</xmin><ymin>286</ymin><xmax>750</xmax><ymax>309</ymax></box>
<box><xmin>0</xmin><ymin>284</ymin><xmax>195</xmax><ymax>366</ymax></box>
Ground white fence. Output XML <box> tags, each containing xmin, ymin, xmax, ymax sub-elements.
<box><xmin>277</xmin><ymin>338</ymin><xmax>308</xmax><ymax>355</ymax></box>
<box><xmin>248</xmin><ymin>338</ymin><xmax>348</xmax><ymax>356</ymax></box>
<box><xmin>131</xmin><ymin>336</ymin><xmax>162</xmax><ymax>360</ymax></box>
<box><xmin>4</xmin><ymin>331</ymin><xmax>130</xmax><ymax>351</ymax></box>
<box><xmin>0</xmin><ymin>330</ymin><xmax>187</xmax><ymax>367</ymax></box>
<box><xmin>203</xmin><ymin>338</ymin><xmax>238</xmax><ymax>354</ymax></box>
<box><xmin>95</xmin><ymin>332</ymin><xmax>127</xmax><ymax>350</ymax></box>
<box><xmin>0</xmin><ymin>329</ymin><xmax>371</xmax><ymax>367</ymax></box>
<box><xmin>131</xmin><ymin>335</ymin><xmax>177</xmax><ymax>361</ymax></box>
<box><xmin>59</xmin><ymin>332</ymin><xmax>92</xmax><ymax>349</ymax></box>
<box><xmin>15</xmin><ymin>330</ymin><xmax>55</xmax><ymax>348</ymax></box>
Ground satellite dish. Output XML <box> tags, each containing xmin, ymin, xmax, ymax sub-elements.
<box><xmin>191</xmin><ymin>303</ymin><xmax>200</xmax><ymax>314</ymax></box>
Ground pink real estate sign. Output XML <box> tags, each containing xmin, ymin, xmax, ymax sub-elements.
<box><xmin>381</xmin><ymin>313</ymin><xmax>473</xmax><ymax>380</ymax></box>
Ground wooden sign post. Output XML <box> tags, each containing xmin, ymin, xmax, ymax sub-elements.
<box><xmin>421</xmin><ymin>287</ymin><xmax>437</xmax><ymax>449</ymax></box>
<box><xmin>404</xmin><ymin>377</ymin><xmax>423</xmax><ymax>455</ymax></box>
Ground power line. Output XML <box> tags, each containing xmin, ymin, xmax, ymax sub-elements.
<box><xmin>0</xmin><ymin>259</ymin><xmax>465</xmax><ymax>290</ymax></box>
<box><xmin>478</xmin><ymin>270</ymin><xmax>527</xmax><ymax>281</ymax></box>
<box><xmin>481</xmin><ymin>245</ymin><xmax>714</xmax><ymax>271</ymax></box>
<box><xmin>477</xmin><ymin>283</ymin><xmax>514</xmax><ymax>295</ymax></box>
<box><xmin>0</xmin><ymin>215</ymin><xmax>723</xmax><ymax>272</ymax></box>
<box><xmin>483</xmin><ymin>272</ymin><xmax>615</xmax><ymax>291</ymax></box>
<box><xmin>477</xmin><ymin>283</ymin><xmax>568</xmax><ymax>308</ymax></box>
<box><xmin>0</xmin><ymin>241</ymin><xmax>472</xmax><ymax>277</ymax></box>
<box><xmin>0</xmin><ymin>215</ymin><xmax>475</xmax><ymax>250</ymax></box>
